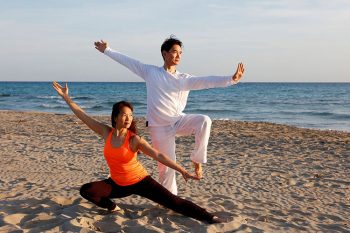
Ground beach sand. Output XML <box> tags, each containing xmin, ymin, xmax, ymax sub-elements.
<box><xmin>0</xmin><ymin>110</ymin><xmax>349</xmax><ymax>232</ymax></box>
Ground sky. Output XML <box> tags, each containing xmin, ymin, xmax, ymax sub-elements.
<box><xmin>0</xmin><ymin>0</ymin><xmax>349</xmax><ymax>82</ymax></box>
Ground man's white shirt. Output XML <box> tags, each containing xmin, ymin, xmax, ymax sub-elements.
<box><xmin>104</xmin><ymin>48</ymin><xmax>236</xmax><ymax>127</ymax></box>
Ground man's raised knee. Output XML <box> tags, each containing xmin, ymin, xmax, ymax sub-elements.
<box><xmin>201</xmin><ymin>115</ymin><xmax>212</xmax><ymax>128</ymax></box>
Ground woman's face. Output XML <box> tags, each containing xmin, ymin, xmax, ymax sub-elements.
<box><xmin>116</xmin><ymin>106</ymin><xmax>133</xmax><ymax>129</ymax></box>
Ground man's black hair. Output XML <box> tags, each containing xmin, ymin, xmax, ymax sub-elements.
<box><xmin>161</xmin><ymin>35</ymin><xmax>183</xmax><ymax>59</ymax></box>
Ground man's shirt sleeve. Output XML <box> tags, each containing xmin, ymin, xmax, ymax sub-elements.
<box><xmin>104</xmin><ymin>47</ymin><xmax>148</xmax><ymax>80</ymax></box>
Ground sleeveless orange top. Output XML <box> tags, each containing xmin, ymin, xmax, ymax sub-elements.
<box><xmin>104</xmin><ymin>129</ymin><xmax>148</xmax><ymax>186</ymax></box>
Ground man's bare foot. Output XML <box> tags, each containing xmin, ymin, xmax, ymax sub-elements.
<box><xmin>193</xmin><ymin>162</ymin><xmax>203</xmax><ymax>179</ymax></box>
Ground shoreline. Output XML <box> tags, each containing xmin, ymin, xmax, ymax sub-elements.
<box><xmin>1</xmin><ymin>110</ymin><xmax>349</xmax><ymax>232</ymax></box>
<box><xmin>1</xmin><ymin>109</ymin><xmax>349</xmax><ymax>134</ymax></box>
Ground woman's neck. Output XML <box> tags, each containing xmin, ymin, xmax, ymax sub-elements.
<box><xmin>114</xmin><ymin>127</ymin><xmax>127</xmax><ymax>137</ymax></box>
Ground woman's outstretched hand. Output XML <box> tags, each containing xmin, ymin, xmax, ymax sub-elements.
<box><xmin>232</xmin><ymin>62</ymin><xmax>245</xmax><ymax>83</ymax></box>
<box><xmin>181</xmin><ymin>170</ymin><xmax>200</xmax><ymax>182</ymax></box>
<box><xmin>52</xmin><ymin>81</ymin><xmax>69</xmax><ymax>99</ymax></box>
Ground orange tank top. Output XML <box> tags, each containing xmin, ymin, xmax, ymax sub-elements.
<box><xmin>104</xmin><ymin>129</ymin><xmax>148</xmax><ymax>186</ymax></box>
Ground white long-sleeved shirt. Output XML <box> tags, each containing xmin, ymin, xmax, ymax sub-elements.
<box><xmin>104</xmin><ymin>48</ymin><xmax>236</xmax><ymax>127</ymax></box>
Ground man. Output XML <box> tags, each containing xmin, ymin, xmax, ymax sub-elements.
<box><xmin>95</xmin><ymin>36</ymin><xmax>244</xmax><ymax>195</ymax></box>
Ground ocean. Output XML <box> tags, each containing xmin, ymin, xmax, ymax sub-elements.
<box><xmin>1</xmin><ymin>82</ymin><xmax>349</xmax><ymax>132</ymax></box>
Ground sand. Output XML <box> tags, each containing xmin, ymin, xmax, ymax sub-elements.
<box><xmin>0</xmin><ymin>110</ymin><xmax>349</xmax><ymax>232</ymax></box>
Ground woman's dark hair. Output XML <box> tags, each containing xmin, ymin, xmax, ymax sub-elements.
<box><xmin>111</xmin><ymin>101</ymin><xmax>137</xmax><ymax>134</ymax></box>
<box><xmin>161</xmin><ymin>35</ymin><xmax>183</xmax><ymax>59</ymax></box>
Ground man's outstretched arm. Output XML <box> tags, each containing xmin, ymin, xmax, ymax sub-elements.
<box><xmin>180</xmin><ymin>63</ymin><xmax>245</xmax><ymax>91</ymax></box>
<box><xmin>94</xmin><ymin>40</ymin><xmax>148</xmax><ymax>80</ymax></box>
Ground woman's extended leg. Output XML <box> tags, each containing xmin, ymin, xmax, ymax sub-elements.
<box><xmin>133</xmin><ymin>176</ymin><xmax>217</xmax><ymax>223</ymax></box>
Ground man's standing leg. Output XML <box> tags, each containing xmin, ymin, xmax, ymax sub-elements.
<box><xmin>175</xmin><ymin>114</ymin><xmax>212</xmax><ymax>176</ymax></box>
<box><xmin>148</xmin><ymin>125</ymin><xmax>178</xmax><ymax>195</ymax></box>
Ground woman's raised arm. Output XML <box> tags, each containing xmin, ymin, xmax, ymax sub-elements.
<box><xmin>52</xmin><ymin>81</ymin><xmax>110</xmax><ymax>139</ymax></box>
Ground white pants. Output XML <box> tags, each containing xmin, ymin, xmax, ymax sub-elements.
<box><xmin>148</xmin><ymin>114</ymin><xmax>212</xmax><ymax>195</ymax></box>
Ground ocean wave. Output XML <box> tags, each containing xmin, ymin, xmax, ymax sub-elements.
<box><xmin>307</xmin><ymin>112</ymin><xmax>350</xmax><ymax>120</ymax></box>
<box><xmin>40</xmin><ymin>104</ymin><xmax>67</xmax><ymax>109</ymax></box>
<box><xmin>0</xmin><ymin>93</ymin><xmax>11</xmax><ymax>97</ymax></box>
<box><xmin>130</xmin><ymin>101</ymin><xmax>147</xmax><ymax>105</ymax></box>
<box><xmin>278</xmin><ymin>110</ymin><xmax>350</xmax><ymax>120</ymax></box>
<box><xmin>72</xmin><ymin>96</ymin><xmax>95</xmax><ymax>100</ymax></box>
<box><xmin>187</xmin><ymin>109</ymin><xmax>236</xmax><ymax>114</ymax></box>
<box><xmin>37</xmin><ymin>95</ymin><xmax>60</xmax><ymax>99</ymax></box>
<box><xmin>89</xmin><ymin>105</ymin><xmax>104</xmax><ymax>110</ymax></box>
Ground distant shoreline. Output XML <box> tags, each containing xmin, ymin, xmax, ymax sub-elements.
<box><xmin>2</xmin><ymin>109</ymin><xmax>350</xmax><ymax>134</ymax></box>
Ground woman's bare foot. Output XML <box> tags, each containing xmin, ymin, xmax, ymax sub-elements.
<box><xmin>192</xmin><ymin>162</ymin><xmax>203</xmax><ymax>179</ymax></box>
<box><xmin>110</xmin><ymin>204</ymin><xmax>121</xmax><ymax>212</ymax></box>
<box><xmin>209</xmin><ymin>216</ymin><xmax>225</xmax><ymax>224</ymax></box>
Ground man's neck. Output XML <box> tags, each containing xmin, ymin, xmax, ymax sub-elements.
<box><xmin>163</xmin><ymin>64</ymin><xmax>177</xmax><ymax>74</ymax></box>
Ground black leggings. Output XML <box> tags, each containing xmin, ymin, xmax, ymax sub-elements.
<box><xmin>80</xmin><ymin>176</ymin><xmax>215</xmax><ymax>223</ymax></box>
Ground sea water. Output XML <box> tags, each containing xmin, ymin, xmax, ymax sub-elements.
<box><xmin>1</xmin><ymin>82</ymin><xmax>349</xmax><ymax>132</ymax></box>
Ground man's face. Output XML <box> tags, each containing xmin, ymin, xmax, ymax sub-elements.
<box><xmin>163</xmin><ymin>44</ymin><xmax>182</xmax><ymax>66</ymax></box>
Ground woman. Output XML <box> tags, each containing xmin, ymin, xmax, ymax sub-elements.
<box><xmin>52</xmin><ymin>81</ymin><xmax>223</xmax><ymax>224</ymax></box>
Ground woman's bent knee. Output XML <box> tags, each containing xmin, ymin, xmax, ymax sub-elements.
<box><xmin>79</xmin><ymin>183</ymin><xmax>92</xmax><ymax>198</ymax></box>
